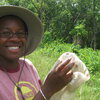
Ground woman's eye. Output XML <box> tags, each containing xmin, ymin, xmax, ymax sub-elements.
<box><xmin>17</xmin><ymin>32</ymin><xmax>26</xmax><ymax>36</ymax></box>
<box><xmin>2</xmin><ymin>32</ymin><xmax>11</xmax><ymax>35</ymax></box>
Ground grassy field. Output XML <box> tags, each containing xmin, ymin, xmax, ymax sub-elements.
<box><xmin>26</xmin><ymin>42</ymin><xmax>100</xmax><ymax>100</ymax></box>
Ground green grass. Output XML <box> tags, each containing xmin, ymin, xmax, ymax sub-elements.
<box><xmin>26</xmin><ymin>48</ymin><xmax>55</xmax><ymax>80</ymax></box>
<box><xmin>75</xmin><ymin>82</ymin><xmax>100</xmax><ymax>100</ymax></box>
<box><xmin>26</xmin><ymin>42</ymin><xmax>100</xmax><ymax>100</ymax></box>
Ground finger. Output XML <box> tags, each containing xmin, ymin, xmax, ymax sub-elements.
<box><xmin>53</xmin><ymin>60</ymin><xmax>62</xmax><ymax>69</ymax></box>
<box><xmin>56</xmin><ymin>58</ymin><xmax>72</xmax><ymax>72</ymax></box>
<box><xmin>65</xmin><ymin>71</ymin><xmax>73</xmax><ymax>83</ymax></box>
<box><xmin>62</xmin><ymin>62</ymin><xmax>74</xmax><ymax>75</ymax></box>
<box><xmin>62</xmin><ymin>71</ymin><xmax>73</xmax><ymax>85</ymax></box>
<box><xmin>66</xmin><ymin>70</ymin><xmax>73</xmax><ymax>76</ymax></box>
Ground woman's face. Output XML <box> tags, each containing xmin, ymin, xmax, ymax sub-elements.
<box><xmin>0</xmin><ymin>16</ymin><xmax>27</xmax><ymax>61</ymax></box>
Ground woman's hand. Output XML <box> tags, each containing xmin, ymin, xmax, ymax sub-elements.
<box><xmin>41</xmin><ymin>59</ymin><xmax>74</xmax><ymax>99</ymax></box>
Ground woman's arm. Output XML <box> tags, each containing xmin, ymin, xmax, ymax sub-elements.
<box><xmin>33</xmin><ymin>59</ymin><xmax>74</xmax><ymax>100</ymax></box>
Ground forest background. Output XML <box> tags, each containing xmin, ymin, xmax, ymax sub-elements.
<box><xmin>0</xmin><ymin>0</ymin><xmax>100</xmax><ymax>100</ymax></box>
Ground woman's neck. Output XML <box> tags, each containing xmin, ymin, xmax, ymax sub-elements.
<box><xmin>0</xmin><ymin>57</ymin><xmax>19</xmax><ymax>70</ymax></box>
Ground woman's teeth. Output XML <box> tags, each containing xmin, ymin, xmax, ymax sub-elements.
<box><xmin>8</xmin><ymin>46</ymin><xmax>19</xmax><ymax>50</ymax></box>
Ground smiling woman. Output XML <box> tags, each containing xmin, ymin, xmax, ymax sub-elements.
<box><xmin>0</xmin><ymin>5</ymin><xmax>75</xmax><ymax>100</ymax></box>
<box><xmin>0</xmin><ymin>6</ymin><xmax>44</xmax><ymax>100</ymax></box>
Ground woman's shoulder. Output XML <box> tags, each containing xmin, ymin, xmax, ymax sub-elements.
<box><xmin>19</xmin><ymin>58</ymin><xmax>37</xmax><ymax>72</ymax></box>
<box><xmin>19</xmin><ymin>58</ymin><xmax>33</xmax><ymax>65</ymax></box>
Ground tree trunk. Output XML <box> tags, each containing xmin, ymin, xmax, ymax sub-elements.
<box><xmin>93</xmin><ymin>0</ymin><xmax>97</xmax><ymax>50</ymax></box>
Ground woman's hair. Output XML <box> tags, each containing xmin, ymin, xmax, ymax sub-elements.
<box><xmin>0</xmin><ymin>15</ymin><xmax>28</xmax><ymax>33</ymax></box>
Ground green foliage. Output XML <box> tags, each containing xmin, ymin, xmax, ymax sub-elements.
<box><xmin>69</xmin><ymin>24</ymin><xmax>88</xmax><ymax>36</ymax></box>
<box><xmin>27</xmin><ymin>41</ymin><xmax>100</xmax><ymax>79</ymax></box>
<box><xmin>78</xmin><ymin>48</ymin><xmax>100</xmax><ymax>74</ymax></box>
<box><xmin>0</xmin><ymin>0</ymin><xmax>8</xmax><ymax>5</ymax></box>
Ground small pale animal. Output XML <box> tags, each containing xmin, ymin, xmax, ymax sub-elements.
<box><xmin>49</xmin><ymin>52</ymin><xmax>90</xmax><ymax>100</ymax></box>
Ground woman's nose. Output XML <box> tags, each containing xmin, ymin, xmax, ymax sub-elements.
<box><xmin>8</xmin><ymin>33</ymin><xmax>21</xmax><ymax>42</ymax></box>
